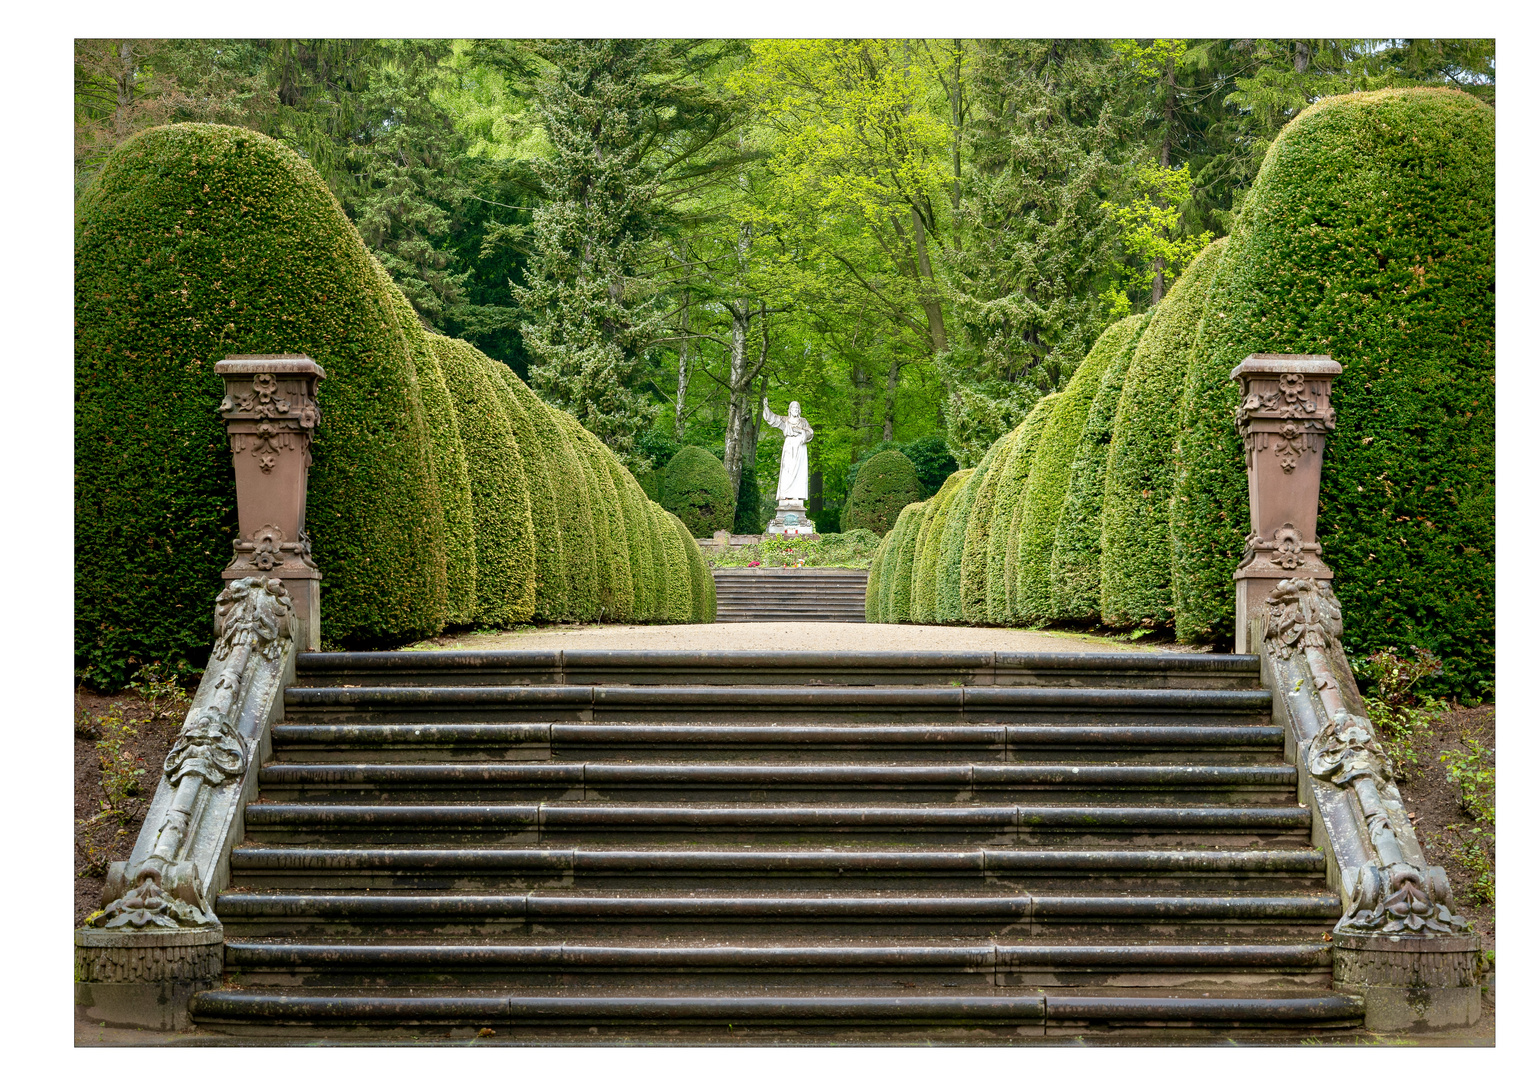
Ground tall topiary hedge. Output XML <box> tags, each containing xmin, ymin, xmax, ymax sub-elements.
<box><xmin>75</xmin><ymin>123</ymin><xmax>457</xmax><ymax>682</ymax></box>
<box><xmin>656</xmin><ymin>510</ymin><xmax>695</xmax><ymax>622</ymax></box>
<box><xmin>997</xmin><ymin>395</ymin><xmax>1062</xmax><ymax>623</ymax></box>
<box><xmin>913</xmin><ymin>470</ymin><xmax>975</xmax><ymax>623</ymax></box>
<box><xmin>888</xmin><ymin>502</ymin><xmax>931</xmax><ymax>623</ymax></box>
<box><xmin>1171</xmin><ymin>89</ymin><xmax>1494</xmax><ymax>697</ymax></box>
<box><xmin>681</xmin><ymin>525</ymin><xmax>715</xmax><ymax>622</ymax></box>
<box><xmin>1010</xmin><ymin>326</ymin><xmax>1128</xmax><ymax>625</ymax></box>
<box><xmin>936</xmin><ymin>440</ymin><xmax>1008</xmax><ymax>624</ymax></box>
<box><xmin>374</xmin><ymin>266</ymin><xmax>478</xmax><ymax>625</ymax></box>
<box><xmin>956</xmin><ymin>431</ymin><xmax>1020</xmax><ymax>625</ymax></box>
<box><xmin>1048</xmin><ymin>313</ymin><xmax>1154</xmax><ymax>622</ymax></box>
<box><xmin>565</xmin><ymin>417</ymin><xmax>639</xmax><ymax>622</ymax></box>
<box><xmin>430</xmin><ymin>335</ymin><xmax>536</xmax><ymax>626</ymax></box>
<box><xmin>480</xmin><ymin>361</ymin><xmax>568</xmax><ymax>620</ymax></box>
<box><xmin>842</xmin><ymin>450</ymin><xmax>922</xmax><ymax>535</ymax></box>
<box><xmin>662</xmin><ymin>447</ymin><xmax>737</xmax><ymax>539</ymax></box>
<box><xmin>864</xmin><ymin>532</ymin><xmax>890</xmax><ymax>622</ymax></box>
<box><xmin>1100</xmin><ymin>240</ymin><xmax>1227</xmax><ymax>628</ymax></box>
<box><xmin>875</xmin><ymin>500</ymin><xmax>921</xmax><ymax>622</ymax></box>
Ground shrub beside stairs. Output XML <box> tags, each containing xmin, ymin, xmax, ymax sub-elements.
<box><xmin>187</xmin><ymin>648</ymin><xmax>1366</xmax><ymax>1041</ymax></box>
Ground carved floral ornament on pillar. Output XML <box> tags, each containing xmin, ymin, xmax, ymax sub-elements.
<box><xmin>1261</xmin><ymin>580</ymin><xmax>1468</xmax><ymax>937</ymax></box>
<box><xmin>88</xmin><ymin>577</ymin><xmax>294</xmax><ymax>931</ymax></box>
<box><xmin>219</xmin><ymin>371</ymin><xmax>321</xmax><ymax>473</ymax></box>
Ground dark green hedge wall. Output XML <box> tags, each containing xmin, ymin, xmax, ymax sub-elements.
<box><xmin>842</xmin><ymin>450</ymin><xmax>922</xmax><ymax>535</ymax></box>
<box><xmin>864</xmin><ymin>530</ymin><xmax>890</xmax><ymax>622</ymax></box>
<box><xmin>430</xmin><ymin>335</ymin><xmax>535</xmax><ymax>626</ymax></box>
<box><xmin>1048</xmin><ymin>313</ymin><xmax>1153</xmax><ymax>622</ymax></box>
<box><xmin>1099</xmin><ymin>239</ymin><xmax>1226</xmax><ymax>628</ymax></box>
<box><xmin>937</xmin><ymin>441</ymin><xmax>1006</xmax><ymax>624</ymax></box>
<box><xmin>1171</xmin><ymin>89</ymin><xmax>1494</xmax><ymax>697</ymax></box>
<box><xmin>662</xmin><ymin>447</ymin><xmax>737</xmax><ymax>539</ymax></box>
<box><xmin>1010</xmin><ymin>327</ymin><xmax>1126</xmax><ymax>625</ymax></box>
<box><xmin>75</xmin><ymin>123</ymin><xmax>453</xmax><ymax>683</ymax></box>
<box><xmin>656</xmin><ymin>509</ymin><xmax>696</xmax><ymax>623</ymax></box>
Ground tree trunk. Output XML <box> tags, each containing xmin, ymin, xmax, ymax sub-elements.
<box><xmin>115</xmin><ymin>41</ymin><xmax>135</xmax><ymax>138</ymax></box>
<box><xmin>910</xmin><ymin>211</ymin><xmax>949</xmax><ymax>353</ymax></box>
<box><xmin>673</xmin><ymin>291</ymin><xmax>691</xmax><ymax>440</ymax></box>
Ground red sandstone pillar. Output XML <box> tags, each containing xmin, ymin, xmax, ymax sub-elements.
<box><xmin>1230</xmin><ymin>354</ymin><xmax>1342</xmax><ymax>653</ymax></box>
<box><xmin>216</xmin><ymin>354</ymin><xmax>325</xmax><ymax>650</ymax></box>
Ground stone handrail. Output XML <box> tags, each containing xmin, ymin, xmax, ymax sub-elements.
<box><xmin>1233</xmin><ymin>354</ymin><xmax>1480</xmax><ymax>1032</ymax></box>
<box><xmin>77</xmin><ymin>356</ymin><xmax>324</xmax><ymax>1030</ymax></box>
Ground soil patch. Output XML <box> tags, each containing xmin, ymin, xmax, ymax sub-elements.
<box><xmin>1393</xmin><ymin>703</ymin><xmax>1496</xmax><ymax>952</ymax></box>
<box><xmin>73</xmin><ymin>687</ymin><xmax>188</xmax><ymax>926</ymax></box>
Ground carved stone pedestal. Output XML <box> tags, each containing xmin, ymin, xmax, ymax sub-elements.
<box><xmin>74</xmin><ymin>928</ymin><xmax>222</xmax><ymax>1030</ymax></box>
<box><xmin>1333</xmin><ymin>930</ymin><xmax>1482</xmax><ymax>1032</ymax></box>
<box><xmin>765</xmin><ymin>499</ymin><xmax>816</xmax><ymax>537</ymax></box>
<box><xmin>216</xmin><ymin>354</ymin><xmax>325</xmax><ymax>651</ymax></box>
<box><xmin>1230</xmin><ymin>354</ymin><xmax>1342</xmax><ymax>653</ymax></box>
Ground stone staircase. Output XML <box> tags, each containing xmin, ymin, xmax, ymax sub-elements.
<box><xmin>713</xmin><ymin>568</ymin><xmax>868</xmax><ymax>623</ymax></box>
<box><xmin>189</xmin><ymin>649</ymin><xmax>1364</xmax><ymax>1041</ymax></box>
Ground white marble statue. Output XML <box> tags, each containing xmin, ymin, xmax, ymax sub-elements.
<box><xmin>763</xmin><ymin>398</ymin><xmax>814</xmax><ymax>502</ymax></box>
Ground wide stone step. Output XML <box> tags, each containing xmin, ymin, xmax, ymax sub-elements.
<box><xmin>293</xmin><ymin>649</ymin><xmax>1263</xmax><ymax>689</ymax></box>
<box><xmin>252</xmin><ymin>761</ymin><xmax>1297</xmax><ymax>805</ymax></box>
<box><xmin>281</xmin><ymin>684</ymin><xmax>1274</xmax><ymax>726</ymax></box>
<box><xmin>228</xmin><ymin>845</ymin><xmax>1327</xmax><ymax>890</ymax></box>
<box><xmin>215</xmin><ymin>890</ymin><xmax>1343</xmax><ymax>939</ymax></box>
<box><xmin>263</xmin><ymin>722</ymin><xmax>1286</xmax><ymax>768</ymax></box>
<box><xmin>241</xmin><ymin>802</ymin><xmax>1313</xmax><ymax>846</ymax></box>
<box><xmin>221</xmin><ymin>939</ymin><xmax>1335</xmax><ymax>990</ymax></box>
<box><xmin>190</xmin><ymin>986</ymin><xmax>1365</xmax><ymax>1039</ymax></box>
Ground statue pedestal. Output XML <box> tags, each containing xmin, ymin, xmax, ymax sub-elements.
<box><xmin>765</xmin><ymin>499</ymin><xmax>815</xmax><ymax>537</ymax></box>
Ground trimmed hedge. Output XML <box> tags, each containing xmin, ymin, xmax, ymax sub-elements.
<box><xmin>888</xmin><ymin>502</ymin><xmax>932</xmax><ymax>623</ymax></box>
<box><xmin>662</xmin><ymin>447</ymin><xmax>737</xmax><ymax>539</ymax></box>
<box><xmin>1048</xmin><ymin>313</ymin><xmax>1154</xmax><ymax>621</ymax></box>
<box><xmin>682</xmin><ymin>522</ymin><xmax>715</xmax><ymax>622</ymax></box>
<box><xmin>955</xmin><ymin>431</ymin><xmax>1020</xmax><ymax>625</ymax></box>
<box><xmin>656</xmin><ymin>509</ymin><xmax>695</xmax><ymax>622</ymax></box>
<box><xmin>1171</xmin><ymin>89</ymin><xmax>1494</xmax><ymax>697</ymax></box>
<box><xmin>430</xmin><ymin>335</ymin><xmax>536</xmax><ymax>626</ymax></box>
<box><xmin>997</xmin><ymin>395</ymin><xmax>1062</xmax><ymax>623</ymax></box>
<box><xmin>914</xmin><ymin>470</ymin><xmax>975</xmax><ymax>623</ymax></box>
<box><xmin>1010</xmin><ymin>324</ymin><xmax>1130</xmax><ymax>626</ymax></box>
<box><xmin>374</xmin><ymin>264</ymin><xmax>478</xmax><ymax>624</ymax></box>
<box><xmin>936</xmin><ymin>442</ymin><xmax>1008</xmax><ymax>624</ymax></box>
<box><xmin>480</xmin><ymin>361</ymin><xmax>569</xmax><ymax>620</ymax></box>
<box><xmin>76</xmin><ymin>123</ymin><xmax>712</xmax><ymax>682</ymax></box>
<box><xmin>75</xmin><ymin>123</ymin><xmax>455</xmax><ymax>682</ymax></box>
<box><xmin>494</xmin><ymin>371</ymin><xmax>600</xmax><ymax>622</ymax></box>
<box><xmin>842</xmin><ymin>450</ymin><xmax>922</xmax><ymax>535</ymax></box>
<box><xmin>864</xmin><ymin>530</ymin><xmax>890</xmax><ymax>622</ymax></box>
<box><xmin>1100</xmin><ymin>239</ymin><xmax>1227</xmax><ymax>627</ymax></box>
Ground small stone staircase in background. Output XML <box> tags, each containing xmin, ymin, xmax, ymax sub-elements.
<box><xmin>713</xmin><ymin>568</ymin><xmax>868</xmax><ymax>623</ymax></box>
<box><xmin>188</xmin><ymin>649</ymin><xmax>1364</xmax><ymax>1042</ymax></box>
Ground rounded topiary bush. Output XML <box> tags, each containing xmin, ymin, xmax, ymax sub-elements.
<box><xmin>1048</xmin><ymin>312</ymin><xmax>1153</xmax><ymax>621</ymax></box>
<box><xmin>901</xmin><ymin>435</ymin><xmax>960</xmax><ymax>498</ymax></box>
<box><xmin>913</xmin><ymin>470</ymin><xmax>974</xmax><ymax>623</ymax></box>
<box><xmin>888</xmin><ymin>502</ymin><xmax>931</xmax><ymax>623</ymax></box>
<box><xmin>1171</xmin><ymin>88</ymin><xmax>1494</xmax><ymax>697</ymax></box>
<box><xmin>842</xmin><ymin>450</ymin><xmax>923</xmax><ymax>535</ymax></box>
<box><xmin>1100</xmin><ymin>239</ymin><xmax>1226</xmax><ymax>628</ymax></box>
<box><xmin>431</xmin><ymin>335</ymin><xmax>535</xmax><ymax>626</ymax></box>
<box><xmin>75</xmin><ymin>122</ymin><xmax>460</xmax><ymax>683</ymax></box>
<box><xmin>996</xmin><ymin>395</ymin><xmax>1061</xmax><ymax>623</ymax></box>
<box><xmin>662</xmin><ymin>447</ymin><xmax>737</xmax><ymax>539</ymax></box>
<box><xmin>955</xmin><ymin>431</ymin><xmax>1019</xmax><ymax>624</ymax></box>
<box><xmin>1010</xmin><ymin>322</ymin><xmax>1131</xmax><ymax>625</ymax></box>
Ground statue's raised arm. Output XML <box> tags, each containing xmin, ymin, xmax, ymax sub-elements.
<box><xmin>762</xmin><ymin>398</ymin><xmax>785</xmax><ymax>433</ymax></box>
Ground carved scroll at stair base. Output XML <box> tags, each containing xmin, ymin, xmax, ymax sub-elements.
<box><xmin>1252</xmin><ymin>578</ymin><xmax>1479</xmax><ymax>1031</ymax></box>
<box><xmin>90</xmin><ymin>577</ymin><xmax>295</xmax><ymax>934</ymax></box>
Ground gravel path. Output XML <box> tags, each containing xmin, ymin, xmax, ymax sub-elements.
<box><xmin>411</xmin><ymin>621</ymin><xmax>1167</xmax><ymax>654</ymax></box>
